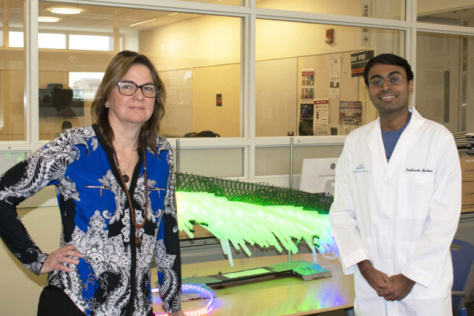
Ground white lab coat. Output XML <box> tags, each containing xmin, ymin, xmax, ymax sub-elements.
<box><xmin>329</xmin><ymin>107</ymin><xmax>461</xmax><ymax>316</ymax></box>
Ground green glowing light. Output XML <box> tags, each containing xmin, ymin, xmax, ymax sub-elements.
<box><xmin>175</xmin><ymin>173</ymin><xmax>338</xmax><ymax>266</ymax></box>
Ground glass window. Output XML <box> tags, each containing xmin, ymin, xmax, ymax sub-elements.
<box><xmin>174</xmin><ymin>0</ymin><xmax>243</xmax><ymax>6</ymax></box>
<box><xmin>0</xmin><ymin>0</ymin><xmax>26</xmax><ymax>141</ymax></box>
<box><xmin>177</xmin><ymin>148</ymin><xmax>243</xmax><ymax>177</ymax></box>
<box><xmin>0</xmin><ymin>151</ymin><xmax>28</xmax><ymax>174</ymax></box>
<box><xmin>256</xmin><ymin>19</ymin><xmax>404</xmax><ymax>137</ymax></box>
<box><xmin>9</xmin><ymin>31</ymin><xmax>24</xmax><ymax>47</ymax></box>
<box><xmin>38</xmin><ymin>2</ymin><xmax>242</xmax><ymax>140</ymax></box>
<box><xmin>69</xmin><ymin>72</ymin><xmax>104</xmax><ymax>100</ymax></box>
<box><xmin>416</xmin><ymin>32</ymin><xmax>473</xmax><ymax>133</ymax></box>
<box><xmin>69</xmin><ymin>34</ymin><xmax>112</xmax><ymax>51</ymax></box>
<box><xmin>255</xmin><ymin>147</ymin><xmax>291</xmax><ymax>177</ymax></box>
<box><xmin>255</xmin><ymin>145</ymin><xmax>343</xmax><ymax>177</ymax></box>
<box><xmin>39</xmin><ymin>33</ymin><xmax>67</xmax><ymax>49</ymax></box>
<box><xmin>257</xmin><ymin>0</ymin><xmax>405</xmax><ymax>20</ymax></box>
<box><xmin>418</xmin><ymin>1</ymin><xmax>474</xmax><ymax>26</ymax></box>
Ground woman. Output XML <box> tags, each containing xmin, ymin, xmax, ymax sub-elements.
<box><xmin>0</xmin><ymin>51</ymin><xmax>183</xmax><ymax>316</ymax></box>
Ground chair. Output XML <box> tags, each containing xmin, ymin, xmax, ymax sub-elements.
<box><xmin>451</xmin><ymin>239</ymin><xmax>474</xmax><ymax>316</ymax></box>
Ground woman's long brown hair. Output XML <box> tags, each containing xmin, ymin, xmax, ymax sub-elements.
<box><xmin>91</xmin><ymin>50</ymin><xmax>166</xmax><ymax>154</ymax></box>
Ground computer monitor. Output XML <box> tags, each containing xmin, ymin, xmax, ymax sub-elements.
<box><xmin>39</xmin><ymin>88</ymin><xmax>84</xmax><ymax>118</ymax></box>
<box><xmin>299</xmin><ymin>158</ymin><xmax>338</xmax><ymax>195</ymax></box>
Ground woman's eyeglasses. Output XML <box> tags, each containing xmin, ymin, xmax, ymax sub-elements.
<box><xmin>116</xmin><ymin>81</ymin><xmax>159</xmax><ymax>98</ymax></box>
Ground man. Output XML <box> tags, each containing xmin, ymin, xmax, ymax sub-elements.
<box><xmin>329</xmin><ymin>53</ymin><xmax>461</xmax><ymax>315</ymax></box>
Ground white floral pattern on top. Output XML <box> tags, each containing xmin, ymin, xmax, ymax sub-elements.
<box><xmin>0</xmin><ymin>125</ymin><xmax>181</xmax><ymax>316</ymax></box>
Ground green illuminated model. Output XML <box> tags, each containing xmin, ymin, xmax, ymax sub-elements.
<box><xmin>175</xmin><ymin>173</ymin><xmax>338</xmax><ymax>266</ymax></box>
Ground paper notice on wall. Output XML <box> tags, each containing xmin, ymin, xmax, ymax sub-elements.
<box><xmin>301</xmin><ymin>68</ymin><xmax>315</xmax><ymax>100</ymax></box>
<box><xmin>301</xmin><ymin>87</ymin><xmax>314</xmax><ymax>100</ymax></box>
<box><xmin>301</xmin><ymin>69</ymin><xmax>314</xmax><ymax>86</ymax></box>
<box><xmin>350</xmin><ymin>50</ymin><xmax>374</xmax><ymax>77</ymax></box>
<box><xmin>329</xmin><ymin>56</ymin><xmax>341</xmax><ymax>99</ymax></box>
<box><xmin>299</xmin><ymin>103</ymin><xmax>314</xmax><ymax>135</ymax></box>
<box><xmin>314</xmin><ymin>99</ymin><xmax>329</xmax><ymax>135</ymax></box>
<box><xmin>339</xmin><ymin>101</ymin><xmax>362</xmax><ymax>134</ymax></box>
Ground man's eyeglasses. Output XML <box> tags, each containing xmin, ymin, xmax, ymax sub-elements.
<box><xmin>116</xmin><ymin>81</ymin><xmax>159</xmax><ymax>98</ymax></box>
<box><xmin>369</xmin><ymin>75</ymin><xmax>405</xmax><ymax>88</ymax></box>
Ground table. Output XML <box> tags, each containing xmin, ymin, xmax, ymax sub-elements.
<box><xmin>152</xmin><ymin>253</ymin><xmax>355</xmax><ymax>315</ymax></box>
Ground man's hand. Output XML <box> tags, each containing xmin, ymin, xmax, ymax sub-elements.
<box><xmin>379</xmin><ymin>274</ymin><xmax>415</xmax><ymax>301</ymax></box>
<box><xmin>357</xmin><ymin>260</ymin><xmax>391</xmax><ymax>295</ymax></box>
<box><xmin>40</xmin><ymin>245</ymin><xmax>82</xmax><ymax>274</ymax></box>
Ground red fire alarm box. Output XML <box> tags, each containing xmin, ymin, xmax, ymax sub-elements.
<box><xmin>325</xmin><ymin>29</ymin><xmax>334</xmax><ymax>44</ymax></box>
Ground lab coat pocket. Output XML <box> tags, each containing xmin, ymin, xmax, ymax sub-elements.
<box><xmin>398</xmin><ymin>171</ymin><xmax>434</xmax><ymax>219</ymax></box>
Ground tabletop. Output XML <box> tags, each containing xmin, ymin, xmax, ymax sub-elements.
<box><xmin>152</xmin><ymin>252</ymin><xmax>355</xmax><ymax>315</ymax></box>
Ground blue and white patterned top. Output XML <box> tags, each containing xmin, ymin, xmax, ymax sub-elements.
<box><xmin>0</xmin><ymin>125</ymin><xmax>182</xmax><ymax>315</ymax></box>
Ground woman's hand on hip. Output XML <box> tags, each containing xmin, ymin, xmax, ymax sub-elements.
<box><xmin>40</xmin><ymin>245</ymin><xmax>83</xmax><ymax>274</ymax></box>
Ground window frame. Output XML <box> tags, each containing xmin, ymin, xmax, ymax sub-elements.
<box><xmin>2</xmin><ymin>0</ymin><xmax>474</xmax><ymax>182</ymax></box>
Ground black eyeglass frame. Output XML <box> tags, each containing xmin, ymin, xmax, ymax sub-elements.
<box><xmin>116</xmin><ymin>81</ymin><xmax>159</xmax><ymax>98</ymax></box>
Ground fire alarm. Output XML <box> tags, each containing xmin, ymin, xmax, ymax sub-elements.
<box><xmin>325</xmin><ymin>28</ymin><xmax>334</xmax><ymax>44</ymax></box>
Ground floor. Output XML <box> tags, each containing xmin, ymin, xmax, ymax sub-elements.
<box><xmin>467</xmin><ymin>301</ymin><xmax>474</xmax><ymax>316</ymax></box>
<box><xmin>312</xmin><ymin>301</ymin><xmax>474</xmax><ymax>316</ymax></box>
<box><xmin>318</xmin><ymin>303</ymin><xmax>474</xmax><ymax>316</ymax></box>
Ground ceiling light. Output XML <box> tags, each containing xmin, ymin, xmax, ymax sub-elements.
<box><xmin>49</xmin><ymin>7</ymin><xmax>83</xmax><ymax>15</ymax></box>
<box><xmin>129</xmin><ymin>18</ymin><xmax>157</xmax><ymax>27</ymax></box>
<box><xmin>38</xmin><ymin>16</ymin><xmax>61</xmax><ymax>23</ymax></box>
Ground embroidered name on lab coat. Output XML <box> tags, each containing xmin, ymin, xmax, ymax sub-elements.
<box><xmin>405</xmin><ymin>168</ymin><xmax>433</xmax><ymax>173</ymax></box>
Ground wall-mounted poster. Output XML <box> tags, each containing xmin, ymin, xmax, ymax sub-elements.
<box><xmin>350</xmin><ymin>50</ymin><xmax>374</xmax><ymax>77</ymax></box>
<box><xmin>301</xmin><ymin>69</ymin><xmax>314</xmax><ymax>86</ymax></box>
<box><xmin>301</xmin><ymin>87</ymin><xmax>314</xmax><ymax>100</ymax></box>
<box><xmin>299</xmin><ymin>103</ymin><xmax>314</xmax><ymax>135</ymax></box>
<box><xmin>314</xmin><ymin>99</ymin><xmax>329</xmax><ymax>135</ymax></box>
<box><xmin>339</xmin><ymin>101</ymin><xmax>362</xmax><ymax>134</ymax></box>
<box><xmin>301</xmin><ymin>68</ymin><xmax>315</xmax><ymax>100</ymax></box>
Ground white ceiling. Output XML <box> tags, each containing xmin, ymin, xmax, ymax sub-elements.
<box><xmin>2</xmin><ymin>1</ymin><xmax>474</xmax><ymax>33</ymax></box>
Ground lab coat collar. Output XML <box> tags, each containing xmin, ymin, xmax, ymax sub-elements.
<box><xmin>366</xmin><ymin>107</ymin><xmax>423</xmax><ymax>164</ymax></box>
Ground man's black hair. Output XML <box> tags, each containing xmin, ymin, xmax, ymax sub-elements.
<box><xmin>363</xmin><ymin>53</ymin><xmax>414</xmax><ymax>86</ymax></box>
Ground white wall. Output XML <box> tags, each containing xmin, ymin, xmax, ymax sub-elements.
<box><xmin>0</xmin><ymin>205</ymin><xmax>61</xmax><ymax>316</ymax></box>
<box><xmin>418</xmin><ymin>0</ymin><xmax>474</xmax><ymax>15</ymax></box>
<box><xmin>140</xmin><ymin>15</ymin><xmax>241</xmax><ymax>71</ymax></box>
<box><xmin>256</xmin><ymin>58</ymin><xmax>298</xmax><ymax>136</ymax></box>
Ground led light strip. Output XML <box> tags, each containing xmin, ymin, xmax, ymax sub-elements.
<box><xmin>152</xmin><ymin>284</ymin><xmax>214</xmax><ymax>315</ymax></box>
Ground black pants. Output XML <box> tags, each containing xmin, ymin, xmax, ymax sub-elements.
<box><xmin>37</xmin><ymin>285</ymin><xmax>155</xmax><ymax>316</ymax></box>
<box><xmin>37</xmin><ymin>285</ymin><xmax>85</xmax><ymax>316</ymax></box>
